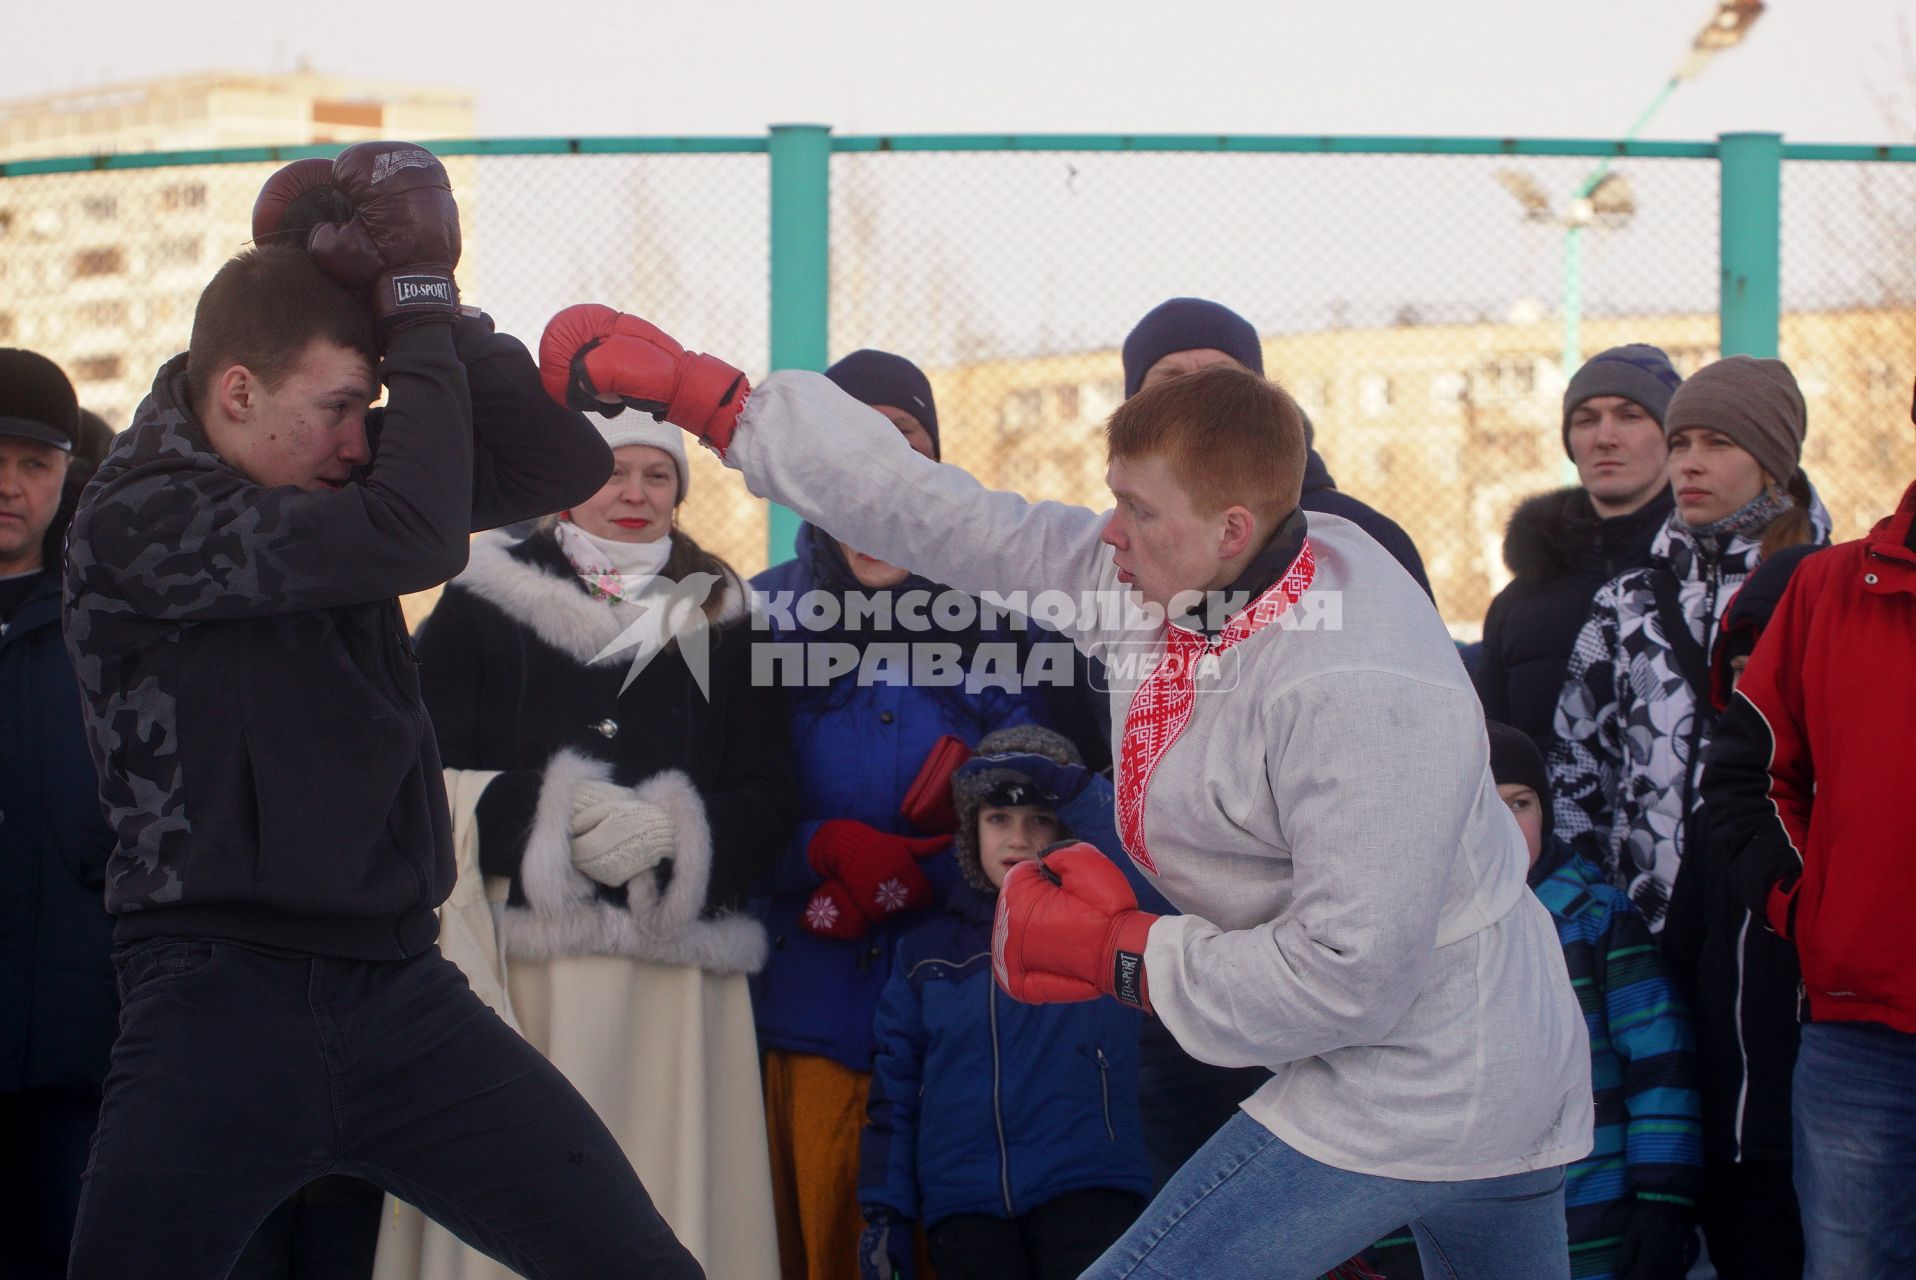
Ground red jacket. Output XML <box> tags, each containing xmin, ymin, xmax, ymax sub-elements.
<box><xmin>1701</xmin><ymin>481</ymin><xmax>1916</xmax><ymax>1032</ymax></box>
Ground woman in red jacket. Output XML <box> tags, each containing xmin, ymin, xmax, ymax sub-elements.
<box><xmin>1701</xmin><ymin>414</ymin><xmax>1916</xmax><ymax>1279</ymax></box>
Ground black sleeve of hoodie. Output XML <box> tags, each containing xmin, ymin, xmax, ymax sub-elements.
<box><xmin>70</xmin><ymin>325</ymin><xmax>473</xmax><ymax>619</ymax></box>
<box><xmin>451</xmin><ymin>312</ymin><xmax>614</xmax><ymax>532</ymax></box>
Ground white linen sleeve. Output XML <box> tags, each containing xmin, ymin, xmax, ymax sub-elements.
<box><xmin>724</xmin><ymin>370</ymin><xmax>1124</xmax><ymax>651</ymax></box>
<box><xmin>1145</xmin><ymin>670</ymin><xmax>1514</xmax><ymax>1068</ymax></box>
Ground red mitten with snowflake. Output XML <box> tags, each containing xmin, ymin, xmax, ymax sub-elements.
<box><xmin>806</xmin><ymin>820</ymin><xmax>946</xmax><ymax>927</ymax></box>
<box><xmin>800</xmin><ymin>877</ymin><xmax>869</xmax><ymax>939</ymax></box>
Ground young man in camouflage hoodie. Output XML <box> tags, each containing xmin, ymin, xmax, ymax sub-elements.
<box><xmin>61</xmin><ymin>148</ymin><xmax>701</xmax><ymax>1278</ymax></box>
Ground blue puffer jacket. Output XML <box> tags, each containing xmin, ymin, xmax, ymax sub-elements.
<box><xmin>860</xmin><ymin>787</ymin><xmax>1153</xmax><ymax>1226</ymax></box>
<box><xmin>749</xmin><ymin>544</ymin><xmax>1042</xmax><ymax>1071</ymax></box>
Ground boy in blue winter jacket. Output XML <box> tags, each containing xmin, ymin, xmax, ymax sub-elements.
<box><xmin>858</xmin><ymin>727</ymin><xmax>1153</xmax><ymax>1280</ymax></box>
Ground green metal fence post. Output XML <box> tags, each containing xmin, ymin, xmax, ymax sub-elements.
<box><xmin>1718</xmin><ymin>131</ymin><xmax>1783</xmax><ymax>358</ymax></box>
<box><xmin>766</xmin><ymin>123</ymin><xmax>832</xmax><ymax>566</ymax></box>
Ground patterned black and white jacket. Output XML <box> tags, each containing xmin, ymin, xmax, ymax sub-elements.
<box><xmin>1547</xmin><ymin>486</ymin><xmax>1829</xmax><ymax>932</ymax></box>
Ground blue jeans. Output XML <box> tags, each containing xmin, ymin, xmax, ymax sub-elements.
<box><xmin>1793</xmin><ymin>1020</ymin><xmax>1916</xmax><ymax>1278</ymax></box>
<box><xmin>1083</xmin><ymin>1113</ymin><xmax>1568</xmax><ymax>1280</ymax></box>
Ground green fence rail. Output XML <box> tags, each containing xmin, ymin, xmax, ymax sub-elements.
<box><xmin>5</xmin><ymin>130</ymin><xmax>1913</xmax><ymax>633</ymax></box>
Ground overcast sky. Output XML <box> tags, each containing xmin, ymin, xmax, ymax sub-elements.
<box><xmin>6</xmin><ymin>0</ymin><xmax>1913</xmax><ymax>143</ymax></box>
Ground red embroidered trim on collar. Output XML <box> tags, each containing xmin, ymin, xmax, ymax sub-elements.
<box><xmin>1115</xmin><ymin>539</ymin><xmax>1318</xmax><ymax>875</ymax></box>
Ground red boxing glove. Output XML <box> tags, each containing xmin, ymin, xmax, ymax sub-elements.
<box><xmin>806</xmin><ymin>820</ymin><xmax>946</xmax><ymax>925</ymax></box>
<box><xmin>993</xmin><ymin>843</ymin><xmax>1158</xmax><ymax>1011</ymax></box>
<box><xmin>799</xmin><ymin>877</ymin><xmax>870</xmax><ymax>941</ymax></box>
<box><xmin>899</xmin><ymin>735</ymin><xmax>973</xmax><ymax>835</ymax></box>
<box><xmin>538</xmin><ymin>304</ymin><xmax>750</xmax><ymax>454</ymax></box>
<box><xmin>306</xmin><ymin>141</ymin><xmax>462</xmax><ymax>341</ymax></box>
<box><xmin>251</xmin><ymin>158</ymin><xmax>354</xmax><ymax>247</ymax></box>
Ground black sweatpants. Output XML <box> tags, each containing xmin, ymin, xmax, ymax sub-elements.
<box><xmin>926</xmin><ymin>1188</ymin><xmax>1146</xmax><ymax>1280</ymax></box>
<box><xmin>67</xmin><ymin>937</ymin><xmax>702</xmax><ymax>1280</ymax></box>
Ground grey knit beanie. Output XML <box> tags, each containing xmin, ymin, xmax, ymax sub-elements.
<box><xmin>1662</xmin><ymin>355</ymin><xmax>1807</xmax><ymax>487</ymax></box>
<box><xmin>1561</xmin><ymin>344</ymin><xmax>1683</xmax><ymax>457</ymax></box>
<box><xmin>952</xmin><ymin>725</ymin><xmax>1082</xmax><ymax>893</ymax></box>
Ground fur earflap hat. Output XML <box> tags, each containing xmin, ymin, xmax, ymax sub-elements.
<box><xmin>952</xmin><ymin>725</ymin><xmax>1085</xmax><ymax>892</ymax></box>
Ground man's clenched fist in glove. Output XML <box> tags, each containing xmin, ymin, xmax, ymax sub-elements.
<box><xmin>252</xmin><ymin>141</ymin><xmax>462</xmax><ymax>344</ymax></box>
<box><xmin>569</xmin><ymin>780</ymin><xmax>676</xmax><ymax>888</ymax></box>
<box><xmin>993</xmin><ymin>843</ymin><xmax>1159</xmax><ymax>1011</ymax></box>
<box><xmin>538</xmin><ymin>304</ymin><xmax>750</xmax><ymax>453</ymax></box>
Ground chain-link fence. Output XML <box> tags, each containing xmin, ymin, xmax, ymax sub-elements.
<box><xmin>1780</xmin><ymin>156</ymin><xmax>1916</xmax><ymax>542</ymax></box>
<box><xmin>4</xmin><ymin>134</ymin><xmax>1913</xmax><ymax>635</ymax></box>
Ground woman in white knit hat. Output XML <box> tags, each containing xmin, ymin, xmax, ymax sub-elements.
<box><xmin>373</xmin><ymin>408</ymin><xmax>796</xmax><ymax>1280</ymax></box>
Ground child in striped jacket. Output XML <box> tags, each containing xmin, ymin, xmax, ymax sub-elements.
<box><xmin>1493</xmin><ymin>720</ymin><xmax>1704</xmax><ymax>1280</ymax></box>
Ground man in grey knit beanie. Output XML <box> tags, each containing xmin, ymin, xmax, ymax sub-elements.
<box><xmin>1561</xmin><ymin>344</ymin><xmax>1684</xmax><ymax>457</ymax></box>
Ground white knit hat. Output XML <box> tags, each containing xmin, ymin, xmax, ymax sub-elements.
<box><xmin>595</xmin><ymin>411</ymin><xmax>689</xmax><ymax>504</ymax></box>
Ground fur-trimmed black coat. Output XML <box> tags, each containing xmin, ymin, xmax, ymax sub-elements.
<box><xmin>414</xmin><ymin>530</ymin><xmax>796</xmax><ymax>974</ymax></box>
<box><xmin>1473</xmin><ymin>485</ymin><xmax>1675</xmax><ymax>753</ymax></box>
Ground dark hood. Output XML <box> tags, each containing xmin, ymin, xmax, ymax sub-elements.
<box><xmin>1300</xmin><ymin>447</ymin><xmax>1335</xmax><ymax>496</ymax></box>
<box><xmin>1707</xmin><ymin>541</ymin><xmax>1822</xmax><ymax>709</ymax></box>
<box><xmin>1298</xmin><ymin>409</ymin><xmax>1335</xmax><ymax>495</ymax></box>
<box><xmin>1502</xmin><ymin>485</ymin><xmax>1675</xmax><ymax>583</ymax></box>
<box><xmin>40</xmin><ymin>461</ymin><xmax>91</xmax><ymax>572</ymax></box>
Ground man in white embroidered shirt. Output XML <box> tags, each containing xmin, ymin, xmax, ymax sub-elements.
<box><xmin>538</xmin><ymin>304</ymin><xmax>1594</xmax><ymax>1280</ymax></box>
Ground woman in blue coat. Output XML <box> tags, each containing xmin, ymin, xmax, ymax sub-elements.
<box><xmin>748</xmin><ymin>350</ymin><xmax>1049</xmax><ymax>1280</ymax></box>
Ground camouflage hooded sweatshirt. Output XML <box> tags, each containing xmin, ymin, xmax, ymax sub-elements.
<box><xmin>63</xmin><ymin>320</ymin><xmax>610</xmax><ymax>959</ymax></box>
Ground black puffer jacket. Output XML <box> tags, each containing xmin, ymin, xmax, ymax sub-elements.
<box><xmin>1473</xmin><ymin>485</ymin><xmax>1675</xmax><ymax>753</ymax></box>
<box><xmin>1299</xmin><ymin>447</ymin><xmax>1432</xmax><ymax>600</ymax></box>
<box><xmin>1</xmin><ymin>468</ymin><xmax>118</xmax><ymax>1094</ymax></box>
<box><xmin>1661</xmin><ymin>545</ymin><xmax>1821</xmax><ymax>1167</ymax></box>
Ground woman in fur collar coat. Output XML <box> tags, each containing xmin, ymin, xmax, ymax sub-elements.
<box><xmin>398</xmin><ymin>411</ymin><xmax>796</xmax><ymax>1280</ymax></box>
<box><xmin>1548</xmin><ymin>357</ymin><xmax>1827</xmax><ymax>933</ymax></box>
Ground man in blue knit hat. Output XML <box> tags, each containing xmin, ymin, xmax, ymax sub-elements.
<box><xmin>1119</xmin><ymin>299</ymin><xmax>1438</xmax><ymax>1184</ymax></box>
<box><xmin>824</xmin><ymin>349</ymin><xmax>941</xmax><ymax>460</ymax></box>
<box><xmin>1121</xmin><ymin>297</ymin><xmax>1432</xmax><ymax>598</ymax></box>
<box><xmin>1473</xmin><ymin>344</ymin><xmax>1683</xmax><ymax>754</ymax></box>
